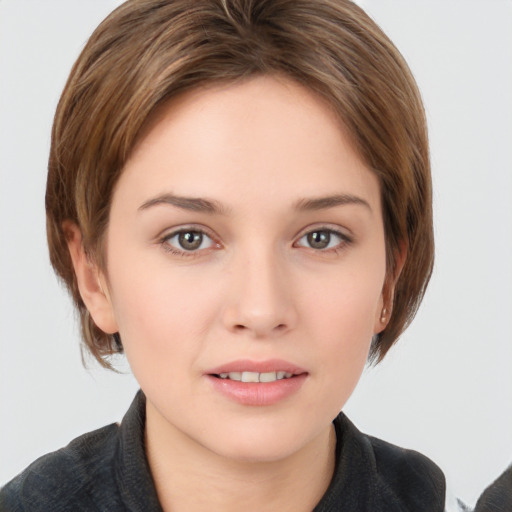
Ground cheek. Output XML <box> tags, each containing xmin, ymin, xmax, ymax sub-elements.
<box><xmin>301</xmin><ymin>264</ymin><xmax>385</xmax><ymax>336</ymax></box>
<box><xmin>298</xmin><ymin>262</ymin><xmax>384</xmax><ymax>382</ymax></box>
<box><xmin>106</xmin><ymin>257</ymin><xmax>223</xmax><ymax>366</ymax></box>
<box><xmin>309</xmin><ymin>292</ymin><xmax>374</xmax><ymax>371</ymax></box>
<box><xmin>305</xmin><ymin>293</ymin><xmax>375</xmax><ymax>413</ymax></box>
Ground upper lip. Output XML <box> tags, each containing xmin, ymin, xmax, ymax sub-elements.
<box><xmin>206</xmin><ymin>359</ymin><xmax>308</xmax><ymax>376</ymax></box>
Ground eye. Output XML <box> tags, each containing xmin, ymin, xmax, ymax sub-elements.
<box><xmin>162</xmin><ymin>229</ymin><xmax>216</xmax><ymax>253</ymax></box>
<box><xmin>295</xmin><ymin>228</ymin><xmax>349</xmax><ymax>251</ymax></box>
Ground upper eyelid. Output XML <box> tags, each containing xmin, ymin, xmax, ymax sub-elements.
<box><xmin>292</xmin><ymin>227</ymin><xmax>353</xmax><ymax>253</ymax></box>
<box><xmin>158</xmin><ymin>226</ymin><xmax>221</xmax><ymax>256</ymax></box>
<box><xmin>159</xmin><ymin>228</ymin><xmax>219</xmax><ymax>257</ymax></box>
<box><xmin>158</xmin><ymin>224</ymin><xmax>218</xmax><ymax>241</ymax></box>
<box><xmin>294</xmin><ymin>223</ymin><xmax>352</xmax><ymax>240</ymax></box>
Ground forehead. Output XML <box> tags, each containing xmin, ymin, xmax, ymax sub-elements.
<box><xmin>117</xmin><ymin>75</ymin><xmax>380</xmax><ymax>213</ymax></box>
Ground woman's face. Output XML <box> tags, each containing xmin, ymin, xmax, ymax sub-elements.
<box><xmin>102</xmin><ymin>75</ymin><xmax>388</xmax><ymax>462</ymax></box>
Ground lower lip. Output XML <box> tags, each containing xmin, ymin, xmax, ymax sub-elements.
<box><xmin>206</xmin><ymin>374</ymin><xmax>308</xmax><ymax>406</ymax></box>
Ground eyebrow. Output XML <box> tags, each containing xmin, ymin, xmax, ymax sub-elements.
<box><xmin>138</xmin><ymin>192</ymin><xmax>371</xmax><ymax>215</ymax></box>
<box><xmin>138</xmin><ymin>193</ymin><xmax>229</xmax><ymax>215</ymax></box>
<box><xmin>294</xmin><ymin>194</ymin><xmax>372</xmax><ymax>212</ymax></box>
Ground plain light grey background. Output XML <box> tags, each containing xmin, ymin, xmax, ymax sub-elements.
<box><xmin>1</xmin><ymin>0</ymin><xmax>511</xmax><ymax>507</ymax></box>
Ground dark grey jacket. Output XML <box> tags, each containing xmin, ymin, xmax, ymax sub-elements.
<box><xmin>473</xmin><ymin>465</ymin><xmax>512</xmax><ymax>512</ymax></box>
<box><xmin>0</xmin><ymin>391</ymin><xmax>446</xmax><ymax>511</ymax></box>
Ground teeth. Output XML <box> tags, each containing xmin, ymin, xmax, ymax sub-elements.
<box><xmin>242</xmin><ymin>371</ymin><xmax>260</xmax><ymax>383</ymax></box>
<box><xmin>217</xmin><ymin>371</ymin><xmax>294</xmax><ymax>382</ymax></box>
<box><xmin>259</xmin><ymin>371</ymin><xmax>277</xmax><ymax>383</ymax></box>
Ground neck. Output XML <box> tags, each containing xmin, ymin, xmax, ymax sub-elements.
<box><xmin>145</xmin><ymin>402</ymin><xmax>336</xmax><ymax>512</ymax></box>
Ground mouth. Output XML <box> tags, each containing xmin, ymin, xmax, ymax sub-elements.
<box><xmin>205</xmin><ymin>360</ymin><xmax>308</xmax><ymax>405</ymax></box>
<box><xmin>212</xmin><ymin>371</ymin><xmax>297</xmax><ymax>383</ymax></box>
<box><xmin>206</xmin><ymin>359</ymin><xmax>307</xmax><ymax>382</ymax></box>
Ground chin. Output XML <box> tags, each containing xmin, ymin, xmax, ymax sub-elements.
<box><xmin>214</xmin><ymin>438</ymin><xmax>300</xmax><ymax>464</ymax></box>
<box><xmin>200</xmin><ymin>419</ymin><xmax>318</xmax><ymax>464</ymax></box>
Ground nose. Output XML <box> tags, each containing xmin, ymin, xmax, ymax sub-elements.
<box><xmin>221</xmin><ymin>250</ymin><xmax>298</xmax><ymax>338</ymax></box>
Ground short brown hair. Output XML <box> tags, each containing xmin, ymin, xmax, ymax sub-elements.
<box><xmin>46</xmin><ymin>0</ymin><xmax>433</xmax><ymax>368</ymax></box>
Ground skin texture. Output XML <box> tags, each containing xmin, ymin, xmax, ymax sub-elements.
<box><xmin>66</xmin><ymin>75</ymin><xmax>394</xmax><ymax>511</ymax></box>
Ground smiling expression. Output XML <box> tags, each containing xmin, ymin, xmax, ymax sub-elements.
<box><xmin>95</xmin><ymin>75</ymin><xmax>388</xmax><ymax>462</ymax></box>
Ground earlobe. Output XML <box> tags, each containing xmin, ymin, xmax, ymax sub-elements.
<box><xmin>62</xmin><ymin>221</ymin><xmax>118</xmax><ymax>334</ymax></box>
<box><xmin>373</xmin><ymin>242</ymin><xmax>407</xmax><ymax>334</ymax></box>
<box><xmin>374</xmin><ymin>303</ymin><xmax>390</xmax><ymax>334</ymax></box>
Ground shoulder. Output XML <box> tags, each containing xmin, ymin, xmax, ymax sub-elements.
<box><xmin>0</xmin><ymin>423</ymin><xmax>119</xmax><ymax>512</ymax></box>
<box><xmin>367</xmin><ymin>434</ymin><xmax>446</xmax><ymax>508</ymax></box>
<box><xmin>334</xmin><ymin>413</ymin><xmax>445</xmax><ymax>511</ymax></box>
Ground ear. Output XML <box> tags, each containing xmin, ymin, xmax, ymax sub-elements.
<box><xmin>374</xmin><ymin>242</ymin><xmax>407</xmax><ymax>334</ymax></box>
<box><xmin>63</xmin><ymin>221</ymin><xmax>118</xmax><ymax>334</ymax></box>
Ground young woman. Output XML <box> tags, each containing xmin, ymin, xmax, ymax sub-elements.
<box><xmin>1</xmin><ymin>0</ymin><xmax>445</xmax><ymax>510</ymax></box>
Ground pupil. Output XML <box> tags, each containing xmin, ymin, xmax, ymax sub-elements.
<box><xmin>308</xmin><ymin>231</ymin><xmax>330</xmax><ymax>249</ymax></box>
<box><xmin>179</xmin><ymin>231</ymin><xmax>202</xmax><ymax>250</ymax></box>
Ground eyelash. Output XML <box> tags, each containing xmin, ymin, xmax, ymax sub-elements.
<box><xmin>294</xmin><ymin>227</ymin><xmax>352</xmax><ymax>254</ymax></box>
<box><xmin>158</xmin><ymin>226</ymin><xmax>352</xmax><ymax>258</ymax></box>
<box><xmin>160</xmin><ymin>227</ymin><xmax>218</xmax><ymax>258</ymax></box>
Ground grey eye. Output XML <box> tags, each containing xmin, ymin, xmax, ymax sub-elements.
<box><xmin>164</xmin><ymin>229</ymin><xmax>215</xmax><ymax>252</ymax></box>
<box><xmin>178</xmin><ymin>231</ymin><xmax>204</xmax><ymax>250</ymax></box>
<box><xmin>306</xmin><ymin>231</ymin><xmax>331</xmax><ymax>249</ymax></box>
<box><xmin>296</xmin><ymin>228</ymin><xmax>348</xmax><ymax>251</ymax></box>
